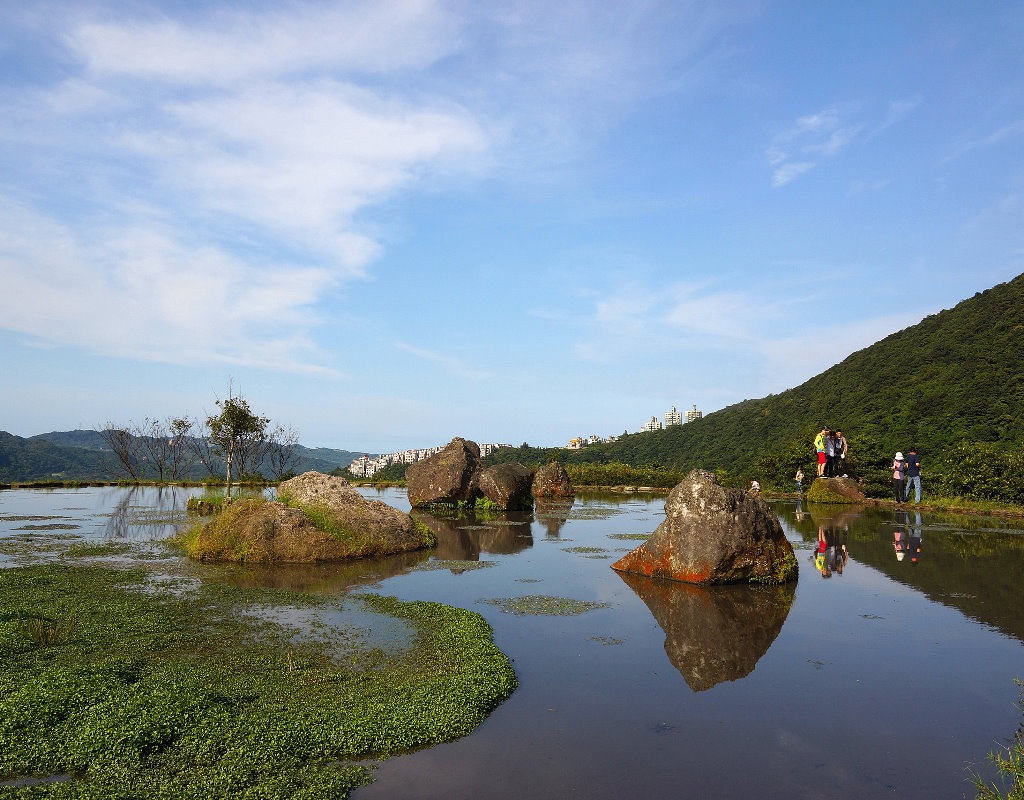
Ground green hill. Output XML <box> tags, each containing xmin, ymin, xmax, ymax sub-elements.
<box><xmin>490</xmin><ymin>272</ymin><xmax>1024</xmax><ymax>498</ymax></box>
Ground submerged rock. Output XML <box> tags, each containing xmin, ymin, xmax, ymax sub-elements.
<box><xmin>188</xmin><ymin>471</ymin><xmax>434</xmax><ymax>563</ymax></box>
<box><xmin>611</xmin><ymin>469</ymin><xmax>797</xmax><ymax>585</ymax></box>
<box><xmin>532</xmin><ymin>462</ymin><xmax>575</xmax><ymax>499</ymax></box>
<box><xmin>478</xmin><ymin>462</ymin><xmax>534</xmax><ymax>509</ymax></box>
<box><xmin>406</xmin><ymin>437</ymin><xmax>483</xmax><ymax>507</ymax></box>
<box><xmin>617</xmin><ymin>571</ymin><xmax>794</xmax><ymax>691</ymax></box>
<box><xmin>806</xmin><ymin>477</ymin><xmax>868</xmax><ymax>504</ymax></box>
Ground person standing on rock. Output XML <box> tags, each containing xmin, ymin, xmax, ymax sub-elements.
<box><xmin>814</xmin><ymin>428</ymin><xmax>828</xmax><ymax>477</ymax></box>
<box><xmin>795</xmin><ymin>467</ymin><xmax>804</xmax><ymax>495</ymax></box>
<box><xmin>904</xmin><ymin>448</ymin><xmax>922</xmax><ymax>505</ymax></box>
<box><xmin>824</xmin><ymin>430</ymin><xmax>837</xmax><ymax>477</ymax></box>
<box><xmin>835</xmin><ymin>430</ymin><xmax>848</xmax><ymax>476</ymax></box>
<box><xmin>892</xmin><ymin>452</ymin><xmax>906</xmax><ymax>503</ymax></box>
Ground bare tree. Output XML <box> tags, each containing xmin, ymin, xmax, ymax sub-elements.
<box><xmin>265</xmin><ymin>424</ymin><xmax>301</xmax><ymax>480</ymax></box>
<box><xmin>135</xmin><ymin>416</ymin><xmax>197</xmax><ymax>482</ymax></box>
<box><xmin>98</xmin><ymin>422</ymin><xmax>144</xmax><ymax>481</ymax></box>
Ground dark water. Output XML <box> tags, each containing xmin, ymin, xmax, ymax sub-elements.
<box><xmin>1</xmin><ymin>486</ymin><xmax>1022</xmax><ymax>799</ymax></box>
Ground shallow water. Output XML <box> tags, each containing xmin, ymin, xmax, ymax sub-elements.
<box><xmin>1</xmin><ymin>486</ymin><xmax>1022</xmax><ymax>799</ymax></box>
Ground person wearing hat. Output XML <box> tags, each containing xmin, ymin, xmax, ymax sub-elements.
<box><xmin>905</xmin><ymin>448</ymin><xmax>922</xmax><ymax>505</ymax></box>
<box><xmin>814</xmin><ymin>427</ymin><xmax>828</xmax><ymax>477</ymax></box>
<box><xmin>892</xmin><ymin>452</ymin><xmax>906</xmax><ymax>503</ymax></box>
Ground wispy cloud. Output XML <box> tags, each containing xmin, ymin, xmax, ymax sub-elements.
<box><xmin>766</xmin><ymin>107</ymin><xmax>859</xmax><ymax>187</ymax></box>
<box><xmin>395</xmin><ymin>341</ymin><xmax>493</xmax><ymax>381</ymax></box>
<box><xmin>942</xmin><ymin>118</ymin><xmax>1024</xmax><ymax>164</ymax></box>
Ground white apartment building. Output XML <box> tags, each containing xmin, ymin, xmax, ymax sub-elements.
<box><xmin>641</xmin><ymin>416</ymin><xmax>662</xmax><ymax>433</ymax></box>
<box><xmin>665</xmin><ymin>406</ymin><xmax>682</xmax><ymax>427</ymax></box>
<box><xmin>685</xmin><ymin>404</ymin><xmax>703</xmax><ymax>423</ymax></box>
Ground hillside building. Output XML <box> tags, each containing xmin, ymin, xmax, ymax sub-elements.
<box><xmin>685</xmin><ymin>404</ymin><xmax>703</xmax><ymax>423</ymax></box>
<box><xmin>641</xmin><ymin>416</ymin><xmax>662</xmax><ymax>433</ymax></box>
<box><xmin>665</xmin><ymin>406</ymin><xmax>682</xmax><ymax>427</ymax></box>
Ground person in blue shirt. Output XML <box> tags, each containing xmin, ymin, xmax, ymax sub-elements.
<box><xmin>904</xmin><ymin>448</ymin><xmax>922</xmax><ymax>504</ymax></box>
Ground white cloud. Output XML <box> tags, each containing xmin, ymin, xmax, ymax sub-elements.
<box><xmin>0</xmin><ymin>198</ymin><xmax>338</xmax><ymax>374</ymax></box>
<box><xmin>772</xmin><ymin>161</ymin><xmax>816</xmax><ymax>187</ymax></box>
<box><xmin>68</xmin><ymin>0</ymin><xmax>461</xmax><ymax>84</ymax></box>
<box><xmin>395</xmin><ymin>341</ymin><xmax>493</xmax><ymax>381</ymax></box>
<box><xmin>766</xmin><ymin>106</ymin><xmax>858</xmax><ymax>187</ymax></box>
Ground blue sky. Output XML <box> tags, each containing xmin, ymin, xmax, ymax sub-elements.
<box><xmin>1</xmin><ymin>1</ymin><xmax>1022</xmax><ymax>452</ymax></box>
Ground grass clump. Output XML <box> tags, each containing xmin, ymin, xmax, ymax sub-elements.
<box><xmin>0</xmin><ymin>564</ymin><xmax>517</xmax><ymax>798</ymax></box>
<box><xmin>972</xmin><ymin>679</ymin><xmax>1024</xmax><ymax>799</ymax></box>
<box><xmin>806</xmin><ymin>480</ymin><xmax>853</xmax><ymax>504</ymax></box>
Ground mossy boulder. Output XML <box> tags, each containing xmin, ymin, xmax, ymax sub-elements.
<box><xmin>185</xmin><ymin>472</ymin><xmax>435</xmax><ymax>562</ymax></box>
<box><xmin>532</xmin><ymin>462</ymin><xmax>575</xmax><ymax>498</ymax></box>
<box><xmin>478</xmin><ymin>462</ymin><xmax>534</xmax><ymax>510</ymax></box>
<box><xmin>406</xmin><ymin>437</ymin><xmax>483</xmax><ymax>507</ymax></box>
<box><xmin>612</xmin><ymin>469</ymin><xmax>797</xmax><ymax>585</ymax></box>
<box><xmin>807</xmin><ymin>477</ymin><xmax>867</xmax><ymax>504</ymax></box>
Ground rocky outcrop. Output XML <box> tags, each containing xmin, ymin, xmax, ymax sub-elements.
<box><xmin>617</xmin><ymin>571</ymin><xmax>794</xmax><ymax>691</ymax></box>
<box><xmin>532</xmin><ymin>462</ymin><xmax>574</xmax><ymax>498</ymax></box>
<box><xmin>807</xmin><ymin>476</ymin><xmax>868</xmax><ymax>504</ymax></box>
<box><xmin>186</xmin><ymin>471</ymin><xmax>434</xmax><ymax>563</ymax></box>
<box><xmin>406</xmin><ymin>437</ymin><xmax>483</xmax><ymax>507</ymax></box>
<box><xmin>611</xmin><ymin>469</ymin><xmax>797</xmax><ymax>585</ymax></box>
<box><xmin>478</xmin><ymin>462</ymin><xmax>534</xmax><ymax>509</ymax></box>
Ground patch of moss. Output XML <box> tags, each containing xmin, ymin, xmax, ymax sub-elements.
<box><xmin>749</xmin><ymin>545</ymin><xmax>799</xmax><ymax>585</ymax></box>
<box><xmin>414</xmin><ymin>520</ymin><xmax>438</xmax><ymax>548</ymax></box>
<box><xmin>0</xmin><ymin>564</ymin><xmax>517</xmax><ymax>798</ymax></box>
<box><xmin>806</xmin><ymin>480</ymin><xmax>853</xmax><ymax>504</ymax></box>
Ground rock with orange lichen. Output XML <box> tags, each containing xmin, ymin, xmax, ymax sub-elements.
<box><xmin>611</xmin><ymin>469</ymin><xmax>797</xmax><ymax>585</ymax></box>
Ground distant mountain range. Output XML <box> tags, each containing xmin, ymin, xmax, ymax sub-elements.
<box><xmin>0</xmin><ymin>429</ymin><xmax>370</xmax><ymax>483</ymax></box>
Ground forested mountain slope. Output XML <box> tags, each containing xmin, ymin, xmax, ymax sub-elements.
<box><xmin>493</xmin><ymin>272</ymin><xmax>1024</xmax><ymax>489</ymax></box>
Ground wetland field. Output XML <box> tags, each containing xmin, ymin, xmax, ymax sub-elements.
<box><xmin>1</xmin><ymin>485</ymin><xmax>1023</xmax><ymax>799</ymax></box>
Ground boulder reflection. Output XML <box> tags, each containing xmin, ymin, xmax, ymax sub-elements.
<box><xmin>412</xmin><ymin>509</ymin><xmax>534</xmax><ymax>560</ymax></box>
<box><xmin>618</xmin><ymin>571</ymin><xmax>794</xmax><ymax>692</ymax></box>
<box><xmin>212</xmin><ymin>549</ymin><xmax>430</xmax><ymax>593</ymax></box>
<box><xmin>534</xmin><ymin>498</ymin><xmax>575</xmax><ymax>537</ymax></box>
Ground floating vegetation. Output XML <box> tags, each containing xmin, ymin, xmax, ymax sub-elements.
<box><xmin>13</xmin><ymin>523</ymin><xmax>80</xmax><ymax>531</ymax></box>
<box><xmin>0</xmin><ymin>515</ymin><xmax>67</xmax><ymax>522</ymax></box>
<box><xmin>515</xmin><ymin>578</ymin><xmax>543</xmax><ymax>583</ymax></box>
<box><xmin>584</xmin><ymin>555</ymin><xmax>611</xmax><ymax>560</ymax></box>
<box><xmin>480</xmin><ymin>595</ymin><xmax>611</xmax><ymax>616</ymax></box>
<box><xmin>65</xmin><ymin>541</ymin><xmax>133</xmax><ymax>557</ymax></box>
<box><xmin>542</xmin><ymin>538</ymin><xmax>573</xmax><ymax>543</ymax></box>
<box><xmin>0</xmin><ymin>533</ymin><xmax>83</xmax><ymax>558</ymax></box>
<box><xmin>607</xmin><ymin>533</ymin><xmax>651</xmax><ymax>540</ymax></box>
<box><xmin>860</xmin><ymin>614</ymin><xmax>884</xmax><ymax>620</ymax></box>
<box><xmin>415</xmin><ymin>560</ymin><xmax>497</xmax><ymax>571</ymax></box>
<box><xmin>561</xmin><ymin>547</ymin><xmax>607</xmax><ymax>554</ymax></box>
<box><xmin>566</xmin><ymin>507</ymin><xmax>625</xmax><ymax>520</ymax></box>
<box><xmin>589</xmin><ymin>636</ymin><xmax>623</xmax><ymax>645</ymax></box>
<box><xmin>0</xmin><ymin>565</ymin><xmax>518</xmax><ymax>798</ymax></box>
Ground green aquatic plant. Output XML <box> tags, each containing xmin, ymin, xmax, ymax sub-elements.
<box><xmin>561</xmin><ymin>547</ymin><xmax>607</xmax><ymax>554</ymax></box>
<box><xmin>480</xmin><ymin>595</ymin><xmax>611</xmax><ymax>616</ymax></box>
<box><xmin>607</xmin><ymin>533</ymin><xmax>652</xmax><ymax>540</ymax></box>
<box><xmin>64</xmin><ymin>541</ymin><xmax>133</xmax><ymax>557</ymax></box>
<box><xmin>414</xmin><ymin>560</ymin><xmax>496</xmax><ymax>571</ymax></box>
<box><xmin>18</xmin><ymin>616</ymin><xmax>77</xmax><ymax>647</ymax></box>
<box><xmin>0</xmin><ymin>564</ymin><xmax>517</xmax><ymax>798</ymax></box>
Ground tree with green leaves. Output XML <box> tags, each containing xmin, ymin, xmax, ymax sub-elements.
<box><xmin>205</xmin><ymin>390</ymin><xmax>270</xmax><ymax>495</ymax></box>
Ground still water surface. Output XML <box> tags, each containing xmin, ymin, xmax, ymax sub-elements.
<box><xmin>1</xmin><ymin>485</ymin><xmax>1022</xmax><ymax>799</ymax></box>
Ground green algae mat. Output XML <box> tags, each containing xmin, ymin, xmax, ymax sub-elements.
<box><xmin>0</xmin><ymin>565</ymin><xmax>517</xmax><ymax>798</ymax></box>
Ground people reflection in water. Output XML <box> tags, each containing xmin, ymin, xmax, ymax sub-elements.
<box><xmin>907</xmin><ymin>511</ymin><xmax>923</xmax><ymax>565</ymax></box>
<box><xmin>816</xmin><ymin>525</ymin><xmax>848</xmax><ymax>578</ymax></box>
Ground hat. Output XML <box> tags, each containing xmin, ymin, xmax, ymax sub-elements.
<box><xmin>895</xmin><ymin>452</ymin><xmax>904</xmax><ymax>460</ymax></box>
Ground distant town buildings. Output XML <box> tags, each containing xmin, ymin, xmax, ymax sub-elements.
<box><xmin>349</xmin><ymin>442</ymin><xmax>512</xmax><ymax>477</ymax></box>
<box><xmin>563</xmin><ymin>403</ymin><xmax>703</xmax><ymax>448</ymax></box>
<box><xmin>641</xmin><ymin>416</ymin><xmax>663</xmax><ymax>433</ymax></box>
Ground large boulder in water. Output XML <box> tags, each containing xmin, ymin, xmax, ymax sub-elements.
<box><xmin>611</xmin><ymin>469</ymin><xmax>797</xmax><ymax>585</ymax></box>
<box><xmin>478</xmin><ymin>462</ymin><xmax>534</xmax><ymax>509</ymax></box>
<box><xmin>406</xmin><ymin>437</ymin><xmax>482</xmax><ymax>507</ymax></box>
<box><xmin>532</xmin><ymin>462</ymin><xmax>574</xmax><ymax>498</ymax></box>
<box><xmin>187</xmin><ymin>472</ymin><xmax>434</xmax><ymax>562</ymax></box>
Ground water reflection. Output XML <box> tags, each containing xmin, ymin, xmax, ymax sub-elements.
<box><xmin>774</xmin><ymin>500</ymin><xmax>1024</xmax><ymax>643</ymax></box>
<box><xmin>617</xmin><ymin>571</ymin><xmax>794</xmax><ymax>692</ymax></box>
<box><xmin>534</xmin><ymin>498</ymin><xmax>574</xmax><ymax>537</ymax></box>
<box><xmin>412</xmin><ymin>509</ymin><xmax>533</xmax><ymax>560</ymax></box>
<box><xmin>211</xmin><ymin>550</ymin><xmax>430</xmax><ymax>593</ymax></box>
